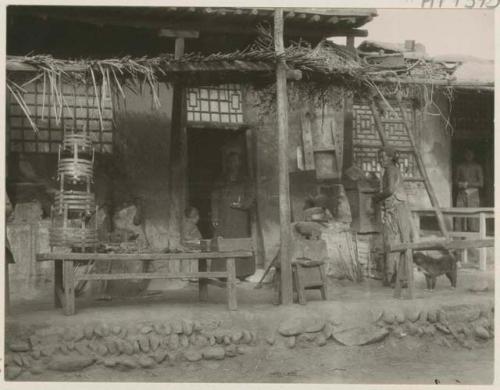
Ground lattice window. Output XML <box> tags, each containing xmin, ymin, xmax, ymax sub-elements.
<box><xmin>352</xmin><ymin>100</ymin><xmax>419</xmax><ymax>179</ymax></box>
<box><xmin>7</xmin><ymin>81</ymin><xmax>114</xmax><ymax>154</ymax></box>
<box><xmin>186</xmin><ymin>84</ymin><xmax>244</xmax><ymax>124</ymax></box>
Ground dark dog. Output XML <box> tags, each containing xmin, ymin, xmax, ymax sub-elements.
<box><xmin>413</xmin><ymin>251</ymin><xmax>457</xmax><ymax>290</ymax></box>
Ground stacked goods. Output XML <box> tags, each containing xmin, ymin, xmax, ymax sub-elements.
<box><xmin>49</xmin><ymin>128</ymin><xmax>98</xmax><ymax>252</ymax></box>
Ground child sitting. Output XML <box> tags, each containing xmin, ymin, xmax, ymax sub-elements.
<box><xmin>182</xmin><ymin>206</ymin><xmax>202</xmax><ymax>247</ymax></box>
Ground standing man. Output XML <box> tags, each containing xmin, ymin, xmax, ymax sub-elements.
<box><xmin>373</xmin><ymin>146</ymin><xmax>413</xmax><ymax>287</ymax></box>
<box><xmin>210</xmin><ymin>151</ymin><xmax>255</xmax><ymax>280</ymax></box>
<box><xmin>455</xmin><ymin>149</ymin><xmax>483</xmax><ymax>232</ymax></box>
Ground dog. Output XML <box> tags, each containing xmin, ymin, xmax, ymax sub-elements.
<box><xmin>413</xmin><ymin>251</ymin><xmax>458</xmax><ymax>290</ymax></box>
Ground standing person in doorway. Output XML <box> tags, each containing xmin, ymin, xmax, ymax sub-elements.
<box><xmin>455</xmin><ymin>149</ymin><xmax>483</xmax><ymax>232</ymax></box>
<box><xmin>210</xmin><ymin>151</ymin><xmax>255</xmax><ymax>280</ymax></box>
<box><xmin>373</xmin><ymin>146</ymin><xmax>414</xmax><ymax>288</ymax></box>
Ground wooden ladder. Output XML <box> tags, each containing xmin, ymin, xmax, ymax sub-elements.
<box><xmin>369</xmin><ymin>90</ymin><xmax>450</xmax><ymax>299</ymax></box>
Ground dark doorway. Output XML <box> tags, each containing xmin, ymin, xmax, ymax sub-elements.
<box><xmin>451</xmin><ymin>137</ymin><xmax>494</xmax><ymax>235</ymax></box>
<box><xmin>187</xmin><ymin>127</ymin><xmax>247</xmax><ymax>238</ymax></box>
<box><xmin>451</xmin><ymin>138</ymin><xmax>494</xmax><ymax>208</ymax></box>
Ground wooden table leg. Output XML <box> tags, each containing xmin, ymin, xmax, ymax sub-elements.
<box><xmin>393</xmin><ymin>255</ymin><xmax>402</xmax><ymax>299</ymax></box>
<box><xmin>406</xmin><ymin>248</ymin><xmax>414</xmax><ymax>300</ymax></box>
<box><xmin>198</xmin><ymin>258</ymin><xmax>208</xmax><ymax>302</ymax></box>
<box><xmin>54</xmin><ymin>260</ymin><xmax>63</xmax><ymax>308</ymax></box>
<box><xmin>63</xmin><ymin>260</ymin><xmax>76</xmax><ymax>315</ymax></box>
<box><xmin>226</xmin><ymin>258</ymin><xmax>237</xmax><ymax>311</ymax></box>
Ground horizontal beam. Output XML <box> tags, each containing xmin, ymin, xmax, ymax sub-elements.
<box><xmin>412</xmin><ymin>207</ymin><xmax>494</xmax><ymax>216</ymax></box>
<box><xmin>158</xmin><ymin>29</ymin><xmax>200</xmax><ymax>38</ymax></box>
<box><xmin>77</xmin><ymin>272</ymin><xmax>228</xmax><ymax>280</ymax></box>
<box><xmin>371</xmin><ymin>76</ymin><xmax>494</xmax><ymax>89</ymax></box>
<box><xmin>37</xmin><ymin>250</ymin><xmax>253</xmax><ymax>261</ymax></box>
<box><xmin>7</xmin><ymin>59</ymin><xmax>276</xmax><ymax>74</ymax></box>
<box><xmin>389</xmin><ymin>238</ymin><xmax>494</xmax><ymax>253</ymax></box>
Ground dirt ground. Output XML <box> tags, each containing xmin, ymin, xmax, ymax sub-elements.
<box><xmin>5</xmin><ymin>267</ymin><xmax>495</xmax><ymax>384</ymax></box>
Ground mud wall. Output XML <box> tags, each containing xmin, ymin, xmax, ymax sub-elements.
<box><xmin>243</xmin><ymin>83</ymin><xmax>346</xmax><ymax>265</ymax></box>
<box><xmin>408</xmin><ymin>94</ymin><xmax>452</xmax><ymax>209</ymax></box>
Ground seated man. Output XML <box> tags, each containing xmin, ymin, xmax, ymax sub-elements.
<box><xmin>182</xmin><ymin>206</ymin><xmax>202</xmax><ymax>247</ymax></box>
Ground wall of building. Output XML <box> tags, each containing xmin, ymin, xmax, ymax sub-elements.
<box><xmin>243</xmin><ymin>82</ymin><xmax>346</xmax><ymax>264</ymax></box>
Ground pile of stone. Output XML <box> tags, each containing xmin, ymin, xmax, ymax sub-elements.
<box><xmin>4</xmin><ymin>319</ymin><xmax>257</xmax><ymax>380</ymax></box>
<box><xmin>274</xmin><ymin>303</ymin><xmax>494</xmax><ymax>350</ymax></box>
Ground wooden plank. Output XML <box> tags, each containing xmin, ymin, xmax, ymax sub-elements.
<box><xmin>77</xmin><ymin>272</ymin><xmax>229</xmax><ymax>281</ymax></box>
<box><xmin>63</xmin><ymin>260</ymin><xmax>75</xmax><ymax>316</ymax></box>
<box><xmin>395</xmin><ymin>93</ymin><xmax>448</xmax><ymax>239</ymax></box>
<box><xmin>412</xmin><ymin>207</ymin><xmax>494</xmax><ymax>216</ymax></box>
<box><xmin>301</xmin><ymin>113</ymin><xmax>315</xmax><ymax>170</ymax></box>
<box><xmin>226</xmin><ymin>258</ymin><xmax>237</xmax><ymax>310</ymax></box>
<box><xmin>275</xmin><ymin>8</ymin><xmax>293</xmax><ymax>305</ymax></box>
<box><xmin>389</xmin><ymin>238</ymin><xmax>494</xmax><ymax>253</ymax></box>
<box><xmin>158</xmin><ymin>29</ymin><xmax>200</xmax><ymax>38</ymax></box>
<box><xmin>37</xmin><ymin>251</ymin><xmax>254</xmax><ymax>261</ymax></box>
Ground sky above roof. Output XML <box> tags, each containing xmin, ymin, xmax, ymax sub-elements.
<box><xmin>332</xmin><ymin>8</ymin><xmax>494</xmax><ymax>60</ymax></box>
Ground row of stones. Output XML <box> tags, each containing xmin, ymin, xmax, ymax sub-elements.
<box><xmin>5</xmin><ymin>320</ymin><xmax>257</xmax><ymax>380</ymax></box>
<box><xmin>276</xmin><ymin>305</ymin><xmax>494</xmax><ymax>349</ymax></box>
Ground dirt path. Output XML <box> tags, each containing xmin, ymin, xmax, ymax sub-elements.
<box><xmin>19</xmin><ymin>337</ymin><xmax>493</xmax><ymax>384</ymax></box>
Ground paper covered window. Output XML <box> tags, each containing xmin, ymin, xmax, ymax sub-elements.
<box><xmin>186</xmin><ymin>84</ymin><xmax>244</xmax><ymax>124</ymax></box>
<box><xmin>7</xmin><ymin>81</ymin><xmax>114</xmax><ymax>154</ymax></box>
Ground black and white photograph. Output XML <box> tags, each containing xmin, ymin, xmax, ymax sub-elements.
<box><xmin>2</xmin><ymin>1</ymin><xmax>497</xmax><ymax>386</ymax></box>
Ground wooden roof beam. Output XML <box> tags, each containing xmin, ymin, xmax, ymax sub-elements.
<box><xmin>158</xmin><ymin>29</ymin><xmax>199</xmax><ymax>39</ymax></box>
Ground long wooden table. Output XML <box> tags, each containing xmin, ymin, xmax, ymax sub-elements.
<box><xmin>36</xmin><ymin>251</ymin><xmax>253</xmax><ymax>315</ymax></box>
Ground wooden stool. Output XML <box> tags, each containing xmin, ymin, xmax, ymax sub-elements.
<box><xmin>273</xmin><ymin>258</ymin><xmax>328</xmax><ymax>305</ymax></box>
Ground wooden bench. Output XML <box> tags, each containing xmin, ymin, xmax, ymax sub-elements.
<box><xmin>36</xmin><ymin>250</ymin><xmax>253</xmax><ymax>315</ymax></box>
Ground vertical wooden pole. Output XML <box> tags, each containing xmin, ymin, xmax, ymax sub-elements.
<box><xmin>274</xmin><ymin>8</ymin><xmax>293</xmax><ymax>305</ymax></box>
<box><xmin>170</xmin><ymin>37</ymin><xmax>188</xmax><ymax>262</ymax></box>
<box><xmin>226</xmin><ymin>257</ymin><xmax>237</xmax><ymax>310</ymax></box>
<box><xmin>346</xmin><ymin>35</ymin><xmax>355</xmax><ymax>51</ymax></box>
<box><xmin>479</xmin><ymin>212</ymin><xmax>487</xmax><ymax>271</ymax></box>
<box><xmin>342</xmin><ymin>93</ymin><xmax>354</xmax><ymax>172</ymax></box>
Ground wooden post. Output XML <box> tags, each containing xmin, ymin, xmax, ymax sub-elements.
<box><xmin>63</xmin><ymin>260</ymin><xmax>76</xmax><ymax>315</ymax></box>
<box><xmin>169</xmin><ymin>35</ymin><xmax>189</xmax><ymax>266</ymax></box>
<box><xmin>346</xmin><ymin>35</ymin><xmax>355</xmax><ymax>51</ymax></box>
<box><xmin>54</xmin><ymin>260</ymin><xmax>63</xmax><ymax>308</ymax></box>
<box><xmin>198</xmin><ymin>258</ymin><xmax>208</xmax><ymax>301</ymax></box>
<box><xmin>479</xmin><ymin>212</ymin><xmax>487</xmax><ymax>271</ymax></box>
<box><xmin>342</xmin><ymin>92</ymin><xmax>354</xmax><ymax>172</ymax></box>
<box><xmin>369</xmin><ymin>98</ymin><xmax>388</xmax><ymax>147</ymax></box>
<box><xmin>395</xmin><ymin>93</ymin><xmax>449</xmax><ymax>239</ymax></box>
<box><xmin>274</xmin><ymin>8</ymin><xmax>293</xmax><ymax>305</ymax></box>
<box><xmin>226</xmin><ymin>258</ymin><xmax>237</xmax><ymax>310</ymax></box>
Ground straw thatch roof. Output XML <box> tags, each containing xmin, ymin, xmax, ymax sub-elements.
<box><xmin>6</xmin><ymin>32</ymin><xmax>493</xmax><ymax>134</ymax></box>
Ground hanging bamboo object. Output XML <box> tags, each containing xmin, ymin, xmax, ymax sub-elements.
<box><xmin>49</xmin><ymin>126</ymin><xmax>98</xmax><ymax>251</ymax></box>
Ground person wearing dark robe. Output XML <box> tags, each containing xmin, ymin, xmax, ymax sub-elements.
<box><xmin>454</xmin><ymin>149</ymin><xmax>483</xmax><ymax>232</ymax></box>
<box><xmin>373</xmin><ymin>146</ymin><xmax>414</xmax><ymax>287</ymax></box>
<box><xmin>210</xmin><ymin>151</ymin><xmax>255</xmax><ymax>279</ymax></box>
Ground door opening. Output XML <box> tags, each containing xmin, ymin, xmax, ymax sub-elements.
<box><xmin>187</xmin><ymin>127</ymin><xmax>248</xmax><ymax>239</ymax></box>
